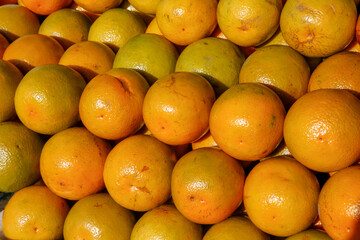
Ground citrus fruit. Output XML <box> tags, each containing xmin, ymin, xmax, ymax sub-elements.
<box><xmin>0</xmin><ymin>122</ymin><xmax>44</xmax><ymax>192</ymax></box>
<box><xmin>0</xmin><ymin>33</ymin><xmax>9</xmax><ymax>59</ymax></box>
<box><xmin>3</xmin><ymin>34</ymin><xmax>64</xmax><ymax>74</ymax></box>
<box><xmin>143</xmin><ymin>72</ymin><xmax>215</xmax><ymax>145</ymax></box>
<box><xmin>74</xmin><ymin>0</ymin><xmax>123</xmax><ymax>14</ymax></box>
<box><xmin>130</xmin><ymin>204</ymin><xmax>203</xmax><ymax>240</ymax></box>
<box><xmin>2</xmin><ymin>185</ymin><xmax>69</xmax><ymax>240</ymax></box>
<box><xmin>128</xmin><ymin>0</ymin><xmax>160</xmax><ymax>15</ymax></box>
<box><xmin>88</xmin><ymin>8</ymin><xmax>146</xmax><ymax>52</ymax></box>
<box><xmin>21</xmin><ymin>0</ymin><xmax>72</xmax><ymax>15</ymax></box>
<box><xmin>113</xmin><ymin>33</ymin><xmax>179</xmax><ymax>85</ymax></box>
<box><xmin>59</xmin><ymin>40</ymin><xmax>115</xmax><ymax>82</ymax></box>
<box><xmin>318</xmin><ymin>165</ymin><xmax>360</xmax><ymax>240</ymax></box>
<box><xmin>286</xmin><ymin>229</ymin><xmax>332</xmax><ymax>240</ymax></box>
<box><xmin>63</xmin><ymin>193</ymin><xmax>136</xmax><ymax>240</ymax></box>
<box><xmin>156</xmin><ymin>0</ymin><xmax>217</xmax><ymax>46</ymax></box>
<box><xmin>209</xmin><ymin>83</ymin><xmax>286</xmax><ymax>161</ymax></box>
<box><xmin>104</xmin><ymin>134</ymin><xmax>177</xmax><ymax>211</ymax></box>
<box><xmin>171</xmin><ymin>148</ymin><xmax>245</xmax><ymax>224</ymax></box>
<box><xmin>38</xmin><ymin>8</ymin><xmax>92</xmax><ymax>49</ymax></box>
<box><xmin>243</xmin><ymin>156</ymin><xmax>320</xmax><ymax>237</ymax></box>
<box><xmin>0</xmin><ymin>59</ymin><xmax>23</xmax><ymax>122</ymax></box>
<box><xmin>175</xmin><ymin>37</ymin><xmax>245</xmax><ymax>97</ymax></box>
<box><xmin>284</xmin><ymin>89</ymin><xmax>360</xmax><ymax>172</ymax></box>
<box><xmin>14</xmin><ymin>64</ymin><xmax>86</xmax><ymax>135</ymax></box>
<box><xmin>40</xmin><ymin>127</ymin><xmax>111</xmax><ymax>200</ymax></box>
<box><xmin>79</xmin><ymin>68</ymin><xmax>149</xmax><ymax>140</ymax></box>
<box><xmin>280</xmin><ymin>0</ymin><xmax>357</xmax><ymax>57</ymax></box>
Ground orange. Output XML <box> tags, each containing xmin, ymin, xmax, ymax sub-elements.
<box><xmin>175</xmin><ymin>37</ymin><xmax>245</xmax><ymax>97</ymax></box>
<box><xmin>69</xmin><ymin>2</ymin><xmax>101</xmax><ymax>22</ymax></box>
<box><xmin>104</xmin><ymin>134</ymin><xmax>177</xmax><ymax>211</ymax></box>
<box><xmin>0</xmin><ymin>59</ymin><xmax>23</xmax><ymax>122</ymax></box>
<box><xmin>63</xmin><ymin>193</ymin><xmax>136</xmax><ymax>240</ymax></box>
<box><xmin>0</xmin><ymin>122</ymin><xmax>44</xmax><ymax>192</ymax></box>
<box><xmin>308</xmin><ymin>51</ymin><xmax>360</xmax><ymax>98</ymax></box>
<box><xmin>145</xmin><ymin>17</ymin><xmax>162</xmax><ymax>35</ymax></box>
<box><xmin>38</xmin><ymin>8</ymin><xmax>92</xmax><ymax>49</ymax></box>
<box><xmin>209</xmin><ymin>83</ymin><xmax>286</xmax><ymax>161</ymax></box>
<box><xmin>217</xmin><ymin>0</ymin><xmax>282</xmax><ymax>47</ymax></box>
<box><xmin>244</xmin><ymin>156</ymin><xmax>320</xmax><ymax>237</ymax></box>
<box><xmin>40</xmin><ymin>127</ymin><xmax>111</xmax><ymax>200</ymax></box>
<box><xmin>130</xmin><ymin>204</ymin><xmax>203</xmax><ymax>240</ymax></box>
<box><xmin>3</xmin><ymin>34</ymin><xmax>64</xmax><ymax>74</ymax></box>
<box><xmin>143</xmin><ymin>72</ymin><xmax>216</xmax><ymax>145</ymax></box>
<box><xmin>2</xmin><ymin>185</ymin><xmax>69</xmax><ymax>240</ymax></box>
<box><xmin>203</xmin><ymin>216</ymin><xmax>270</xmax><ymax>240</ymax></box>
<box><xmin>280</xmin><ymin>0</ymin><xmax>357</xmax><ymax>57</ymax></box>
<box><xmin>286</xmin><ymin>229</ymin><xmax>332</xmax><ymax>240</ymax></box>
<box><xmin>88</xmin><ymin>8</ymin><xmax>146</xmax><ymax>52</ymax></box>
<box><xmin>14</xmin><ymin>64</ymin><xmax>86</xmax><ymax>135</ymax></box>
<box><xmin>318</xmin><ymin>165</ymin><xmax>360</xmax><ymax>240</ymax></box>
<box><xmin>21</xmin><ymin>0</ymin><xmax>72</xmax><ymax>15</ymax></box>
<box><xmin>79</xmin><ymin>68</ymin><xmax>149</xmax><ymax>140</ymax></box>
<box><xmin>239</xmin><ymin>45</ymin><xmax>310</xmax><ymax>109</ymax></box>
<box><xmin>0</xmin><ymin>33</ymin><xmax>9</xmax><ymax>59</ymax></box>
<box><xmin>59</xmin><ymin>41</ymin><xmax>115</xmax><ymax>82</ymax></box>
<box><xmin>156</xmin><ymin>0</ymin><xmax>217</xmax><ymax>46</ymax></box>
<box><xmin>284</xmin><ymin>89</ymin><xmax>360</xmax><ymax>172</ymax></box>
<box><xmin>0</xmin><ymin>4</ymin><xmax>40</xmax><ymax>42</ymax></box>
<box><xmin>74</xmin><ymin>0</ymin><xmax>123</xmax><ymax>14</ymax></box>
<box><xmin>128</xmin><ymin>0</ymin><xmax>160</xmax><ymax>15</ymax></box>
<box><xmin>171</xmin><ymin>148</ymin><xmax>245</xmax><ymax>224</ymax></box>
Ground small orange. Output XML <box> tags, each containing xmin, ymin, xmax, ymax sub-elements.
<box><xmin>2</xmin><ymin>185</ymin><xmax>69</xmax><ymax>240</ymax></box>
<box><xmin>3</xmin><ymin>34</ymin><xmax>64</xmax><ymax>74</ymax></box>
<box><xmin>284</xmin><ymin>89</ymin><xmax>360</xmax><ymax>172</ymax></box>
<box><xmin>209</xmin><ymin>83</ymin><xmax>286</xmax><ymax>161</ymax></box>
<box><xmin>21</xmin><ymin>0</ymin><xmax>72</xmax><ymax>15</ymax></box>
<box><xmin>143</xmin><ymin>72</ymin><xmax>216</xmax><ymax>145</ymax></box>
<box><xmin>59</xmin><ymin>41</ymin><xmax>115</xmax><ymax>82</ymax></box>
<box><xmin>318</xmin><ymin>165</ymin><xmax>360</xmax><ymax>240</ymax></box>
<box><xmin>286</xmin><ymin>229</ymin><xmax>332</xmax><ymax>240</ymax></box>
<box><xmin>40</xmin><ymin>127</ymin><xmax>112</xmax><ymax>200</ymax></box>
<box><xmin>74</xmin><ymin>0</ymin><xmax>123</xmax><ymax>14</ymax></box>
<box><xmin>0</xmin><ymin>33</ymin><xmax>9</xmax><ymax>59</ymax></box>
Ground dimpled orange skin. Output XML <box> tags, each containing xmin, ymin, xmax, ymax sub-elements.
<box><xmin>21</xmin><ymin>0</ymin><xmax>72</xmax><ymax>15</ymax></box>
<box><xmin>156</xmin><ymin>0</ymin><xmax>218</xmax><ymax>46</ymax></box>
<box><xmin>283</xmin><ymin>89</ymin><xmax>360</xmax><ymax>172</ymax></box>
<box><xmin>318</xmin><ymin>165</ymin><xmax>360</xmax><ymax>240</ymax></box>
<box><xmin>171</xmin><ymin>148</ymin><xmax>245</xmax><ymax>225</ymax></box>
<box><xmin>143</xmin><ymin>72</ymin><xmax>216</xmax><ymax>146</ymax></box>
<box><xmin>243</xmin><ymin>156</ymin><xmax>320</xmax><ymax>237</ymax></box>
<box><xmin>209</xmin><ymin>83</ymin><xmax>285</xmax><ymax>161</ymax></box>
<box><xmin>40</xmin><ymin>127</ymin><xmax>112</xmax><ymax>200</ymax></box>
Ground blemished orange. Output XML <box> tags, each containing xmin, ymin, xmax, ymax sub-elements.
<box><xmin>14</xmin><ymin>64</ymin><xmax>86</xmax><ymax>135</ymax></box>
<box><xmin>63</xmin><ymin>193</ymin><xmax>136</xmax><ymax>240</ymax></box>
<box><xmin>21</xmin><ymin>0</ymin><xmax>72</xmax><ymax>15</ymax></box>
<box><xmin>156</xmin><ymin>0</ymin><xmax>218</xmax><ymax>46</ymax></box>
<box><xmin>0</xmin><ymin>33</ymin><xmax>9</xmax><ymax>59</ymax></box>
<box><xmin>0</xmin><ymin>4</ymin><xmax>40</xmax><ymax>42</ymax></box>
<box><xmin>284</xmin><ymin>89</ymin><xmax>360</xmax><ymax>172</ymax></box>
<box><xmin>2</xmin><ymin>185</ymin><xmax>69</xmax><ymax>240</ymax></box>
<box><xmin>318</xmin><ymin>165</ymin><xmax>360</xmax><ymax>240</ymax></box>
<box><xmin>104</xmin><ymin>134</ymin><xmax>177</xmax><ymax>211</ymax></box>
<box><xmin>38</xmin><ymin>8</ymin><xmax>92</xmax><ymax>49</ymax></box>
<box><xmin>244</xmin><ymin>156</ymin><xmax>320</xmax><ymax>237</ymax></box>
<box><xmin>130</xmin><ymin>204</ymin><xmax>203</xmax><ymax>240</ymax></box>
<box><xmin>280</xmin><ymin>0</ymin><xmax>357</xmax><ymax>57</ymax></box>
<box><xmin>79</xmin><ymin>68</ymin><xmax>149</xmax><ymax>140</ymax></box>
<box><xmin>74</xmin><ymin>0</ymin><xmax>123</xmax><ymax>14</ymax></box>
<box><xmin>285</xmin><ymin>229</ymin><xmax>332</xmax><ymax>240</ymax></box>
<box><xmin>203</xmin><ymin>216</ymin><xmax>270</xmax><ymax>240</ymax></box>
<box><xmin>40</xmin><ymin>127</ymin><xmax>112</xmax><ymax>200</ymax></box>
<box><xmin>171</xmin><ymin>148</ymin><xmax>245</xmax><ymax>224</ymax></box>
<box><xmin>143</xmin><ymin>72</ymin><xmax>216</xmax><ymax>145</ymax></box>
<box><xmin>308</xmin><ymin>51</ymin><xmax>360</xmax><ymax>98</ymax></box>
<box><xmin>59</xmin><ymin>40</ymin><xmax>115</xmax><ymax>82</ymax></box>
<box><xmin>209</xmin><ymin>83</ymin><xmax>286</xmax><ymax>161</ymax></box>
<box><xmin>3</xmin><ymin>34</ymin><xmax>64</xmax><ymax>74</ymax></box>
<box><xmin>217</xmin><ymin>0</ymin><xmax>282</xmax><ymax>47</ymax></box>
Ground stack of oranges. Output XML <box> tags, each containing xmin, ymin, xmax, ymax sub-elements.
<box><xmin>0</xmin><ymin>0</ymin><xmax>360</xmax><ymax>239</ymax></box>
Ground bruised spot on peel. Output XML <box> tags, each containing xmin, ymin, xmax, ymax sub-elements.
<box><xmin>270</xmin><ymin>115</ymin><xmax>276</xmax><ymax>128</ymax></box>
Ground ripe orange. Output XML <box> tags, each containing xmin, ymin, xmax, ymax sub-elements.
<box><xmin>0</xmin><ymin>33</ymin><xmax>9</xmax><ymax>59</ymax></box>
<box><xmin>74</xmin><ymin>0</ymin><xmax>123</xmax><ymax>14</ymax></box>
<box><xmin>171</xmin><ymin>148</ymin><xmax>245</xmax><ymax>224</ymax></box>
<box><xmin>286</xmin><ymin>229</ymin><xmax>331</xmax><ymax>240</ymax></box>
<box><xmin>209</xmin><ymin>83</ymin><xmax>286</xmax><ymax>161</ymax></box>
<box><xmin>40</xmin><ymin>127</ymin><xmax>111</xmax><ymax>200</ymax></box>
<box><xmin>21</xmin><ymin>0</ymin><xmax>72</xmax><ymax>15</ymax></box>
<box><xmin>143</xmin><ymin>72</ymin><xmax>216</xmax><ymax>145</ymax></box>
<box><xmin>284</xmin><ymin>89</ymin><xmax>360</xmax><ymax>172</ymax></box>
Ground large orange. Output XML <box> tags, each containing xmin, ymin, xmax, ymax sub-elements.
<box><xmin>209</xmin><ymin>83</ymin><xmax>286</xmax><ymax>161</ymax></box>
<box><xmin>171</xmin><ymin>148</ymin><xmax>245</xmax><ymax>224</ymax></box>
<box><xmin>40</xmin><ymin>127</ymin><xmax>112</xmax><ymax>200</ymax></box>
<box><xmin>284</xmin><ymin>89</ymin><xmax>360</xmax><ymax>172</ymax></box>
<box><xmin>21</xmin><ymin>0</ymin><xmax>72</xmax><ymax>15</ymax></box>
<box><xmin>74</xmin><ymin>0</ymin><xmax>123</xmax><ymax>14</ymax></box>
